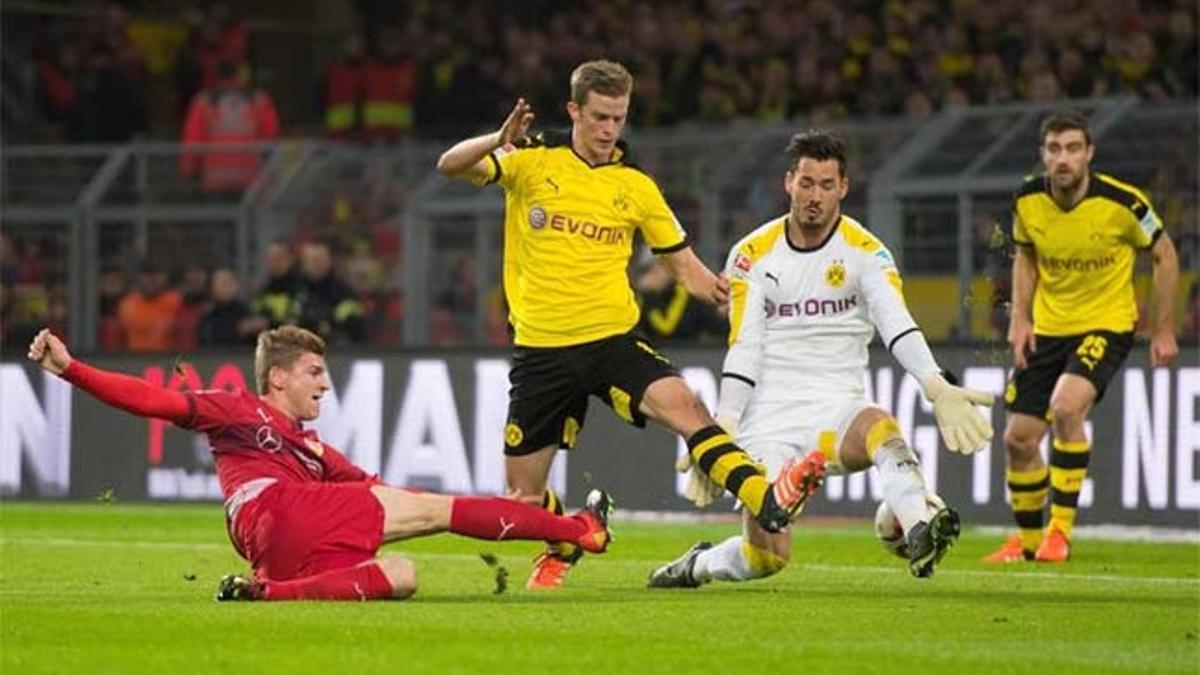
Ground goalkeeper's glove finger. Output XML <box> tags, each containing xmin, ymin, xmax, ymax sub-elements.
<box><xmin>684</xmin><ymin>466</ymin><xmax>724</xmax><ymax>507</ymax></box>
<box><xmin>675</xmin><ymin>452</ymin><xmax>693</xmax><ymax>473</ymax></box>
<box><xmin>962</xmin><ymin>387</ymin><xmax>995</xmax><ymax>407</ymax></box>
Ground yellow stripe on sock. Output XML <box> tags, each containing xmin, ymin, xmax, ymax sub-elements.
<box><xmin>1050</xmin><ymin>467</ymin><xmax>1087</xmax><ymax>492</ymax></box>
<box><xmin>691</xmin><ymin>432</ymin><xmax>771</xmax><ymax>515</ymax></box>
<box><xmin>1049</xmin><ymin>505</ymin><xmax>1077</xmax><ymax>539</ymax></box>
<box><xmin>1008</xmin><ymin>467</ymin><xmax>1049</xmax><ymax>484</ymax></box>
<box><xmin>1052</xmin><ymin>438</ymin><xmax>1091</xmax><ymax>453</ymax></box>
<box><xmin>817</xmin><ymin>430</ymin><xmax>838</xmax><ymax>464</ymax></box>
<box><xmin>741</xmin><ymin>541</ymin><xmax>788</xmax><ymax>578</ymax></box>
<box><xmin>689</xmin><ymin>434</ymin><xmax>730</xmax><ymax>465</ymax></box>
<box><xmin>864</xmin><ymin>417</ymin><xmax>902</xmax><ymax>460</ymax></box>
<box><xmin>1011</xmin><ymin>490</ymin><xmax>1047</xmax><ymax>512</ymax></box>
<box><xmin>1018</xmin><ymin>528</ymin><xmax>1043</xmax><ymax>551</ymax></box>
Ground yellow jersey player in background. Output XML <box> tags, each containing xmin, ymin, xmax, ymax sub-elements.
<box><xmin>436</xmin><ymin>60</ymin><xmax>824</xmax><ymax>588</ymax></box>
<box><xmin>985</xmin><ymin>110</ymin><xmax>1180</xmax><ymax>564</ymax></box>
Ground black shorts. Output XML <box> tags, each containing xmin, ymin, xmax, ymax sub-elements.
<box><xmin>503</xmin><ymin>331</ymin><xmax>679</xmax><ymax>456</ymax></box>
<box><xmin>1004</xmin><ymin>330</ymin><xmax>1133</xmax><ymax>419</ymax></box>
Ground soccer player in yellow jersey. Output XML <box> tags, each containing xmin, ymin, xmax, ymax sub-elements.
<box><xmin>985</xmin><ymin>111</ymin><xmax>1180</xmax><ymax>564</ymax></box>
<box><xmin>436</xmin><ymin>60</ymin><xmax>824</xmax><ymax>588</ymax></box>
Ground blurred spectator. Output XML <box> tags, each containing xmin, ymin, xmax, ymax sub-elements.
<box><xmin>175</xmin><ymin>263</ymin><xmax>209</xmax><ymax>350</ymax></box>
<box><xmin>177</xmin><ymin>2</ymin><xmax>249</xmax><ymax>111</ymax></box>
<box><xmin>199</xmin><ymin>267</ymin><xmax>265</xmax><ymax>346</ymax></box>
<box><xmin>34</xmin><ymin>42</ymin><xmax>80</xmax><ymax>141</ymax></box>
<box><xmin>362</xmin><ymin>25</ymin><xmax>417</xmax><ymax>142</ymax></box>
<box><xmin>634</xmin><ymin>256</ymin><xmax>726</xmax><ymax>345</ymax></box>
<box><xmin>252</xmin><ymin>240</ymin><xmax>301</xmax><ymax>328</ymax></box>
<box><xmin>98</xmin><ymin>267</ymin><xmax>128</xmax><ymax>350</ymax></box>
<box><xmin>116</xmin><ymin>263</ymin><xmax>182</xmax><ymax>352</ymax></box>
<box><xmin>180</xmin><ymin>59</ymin><xmax>279</xmax><ymax>195</ymax></box>
<box><xmin>70</xmin><ymin>46</ymin><xmax>149</xmax><ymax>142</ymax></box>
<box><xmin>295</xmin><ymin>240</ymin><xmax>365</xmax><ymax>343</ymax></box>
<box><xmin>323</xmin><ymin>33</ymin><xmax>367</xmax><ymax>139</ymax></box>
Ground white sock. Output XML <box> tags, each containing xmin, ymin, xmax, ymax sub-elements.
<box><xmin>692</xmin><ymin>535</ymin><xmax>755</xmax><ymax>583</ymax></box>
<box><xmin>873</xmin><ymin>438</ymin><xmax>929</xmax><ymax>534</ymax></box>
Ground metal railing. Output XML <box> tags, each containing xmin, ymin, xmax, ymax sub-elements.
<box><xmin>3</xmin><ymin>99</ymin><xmax>1196</xmax><ymax>350</ymax></box>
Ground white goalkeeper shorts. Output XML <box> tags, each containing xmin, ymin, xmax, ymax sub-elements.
<box><xmin>736</xmin><ymin>397</ymin><xmax>884</xmax><ymax>480</ymax></box>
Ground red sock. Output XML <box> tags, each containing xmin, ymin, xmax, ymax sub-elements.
<box><xmin>449</xmin><ymin>496</ymin><xmax>586</xmax><ymax>544</ymax></box>
<box><xmin>261</xmin><ymin>562</ymin><xmax>394</xmax><ymax>601</ymax></box>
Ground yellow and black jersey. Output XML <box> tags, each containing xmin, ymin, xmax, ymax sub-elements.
<box><xmin>1012</xmin><ymin>172</ymin><xmax>1163</xmax><ymax>336</ymax></box>
<box><xmin>477</xmin><ymin>130</ymin><xmax>688</xmax><ymax>347</ymax></box>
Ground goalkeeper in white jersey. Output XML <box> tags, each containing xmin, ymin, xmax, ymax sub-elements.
<box><xmin>649</xmin><ymin>130</ymin><xmax>994</xmax><ymax>584</ymax></box>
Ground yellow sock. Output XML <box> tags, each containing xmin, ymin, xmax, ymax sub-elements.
<box><xmin>688</xmin><ymin>426</ymin><xmax>768</xmax><ymax>516</ymax></box>
<box><xmin>542</xmin><ymin>489</ymin><xmax>579</xmax><ymax>560</ymax></box>
<box><xmin>1049</xmin><ymin>438</ymin><xmax>1090</xmax><ymax>539</ymax></box>
<box><xmin>740</xmin><ymin>541</ymin><xmax>788</xmax><ymax>578</ymax></box>
<box><xmin>1007</xmin><ymin>466</ymin><xmax>1049</xmax><ymax>552</ymax></box>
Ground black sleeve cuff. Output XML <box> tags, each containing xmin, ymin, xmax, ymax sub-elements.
<box><xmin>721</xmin><ymin>372</ymin><xmax>756</xmax><ymax>387</ymax></box>
<box><xmin>886</xmin><ymin>326</ymin><xmax>921</xmax><ymax>353</ymax></box>
<box><xmin>651</xmin><ymin>237</ymin><xmax>690</xmax><ymax>255</ymax></box>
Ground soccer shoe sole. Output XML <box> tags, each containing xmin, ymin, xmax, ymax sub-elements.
<box><xmin>908</xmin><ymin>507</ymin><xmax>961</xmax><ymax>578</ymax></box>
<box><xmin>578</xmin><ymin>489</ymin><xmax>614</xmax><ymax>554</ymax></box>
<box><xmin>647</xmin><ymin>541</ymin><xmax>713</xmax><ymax>589</ymax></box>
<box><xmin>215</xmin><ymin>574</ymin><xmax>258</xmax><ymax>601</ymax></box>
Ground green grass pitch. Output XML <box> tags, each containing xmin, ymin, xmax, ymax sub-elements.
<box><xmin>2</xmin><ymin>502</ymin><xmax>1197</xmax><ymax>675</ymax></box>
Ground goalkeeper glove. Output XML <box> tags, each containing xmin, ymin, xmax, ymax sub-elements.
<box><xmin>674</xmin><ymin>417</ymin><xmax>739</xmax><ymax>508</ymax></box>
<box><xmin>921</xmin><ymin>373</ymin><xmax>995</xmax><ymax>453</ymax></box>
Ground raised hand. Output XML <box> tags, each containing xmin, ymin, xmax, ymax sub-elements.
<box><xmin>498</xmin><ymin>98</ymin><xmax>535</xmax><ymax>147</ymax></box>
<box><xmin>26</xmin><ymin>328</ymin><xmax>73</xmax><ymax>375</ymax></box>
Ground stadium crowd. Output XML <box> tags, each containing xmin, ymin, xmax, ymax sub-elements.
<box><xmin>14</xmin><ymin>0</ymin><xmax>1198</xmax><ymax>140</ymax></box>
<box><xmin>2</xmin><ymin>0</ymin><xmax>1197</xmax><ymax>354</ymax></box>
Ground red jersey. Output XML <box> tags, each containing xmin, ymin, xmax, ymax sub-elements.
<box><xmin>59</xmin><ymin>361</ymin><xmax>377</xmax><ymax>500</ymax></box>
<box><xmin>179</xmin><ymin>388</ymin><xmax>375</xmax><ymax>498</ymax></box>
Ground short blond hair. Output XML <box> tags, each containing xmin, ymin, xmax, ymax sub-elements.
<box><xmin>569</xmin><ymin>60</ymin><xmax>633</xmax><ymax>105</ymax></box>
<box><xmin>254</xmin><ymin>325</ymin><xmax>326</xmax><ymax>394</ymax></box>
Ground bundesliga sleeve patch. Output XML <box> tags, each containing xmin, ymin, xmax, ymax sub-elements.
<box><xmin>1138</xmin><ymin>210</ymin><xmax>1160</xmax><ymax>239</ymax></box>
<box><xmin>493</xmin><ymin>143</ymin><xmax>517</xmax><ymax>158</ymax></box>
<box><xmin>734</xmin><ymin>253</ymin><xmax>753</xmax><ymax>273</ymax></box>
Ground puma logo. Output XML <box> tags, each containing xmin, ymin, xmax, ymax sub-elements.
<box><xmin>546</xmin><ymin>177</ymin><xmax>560</xmax><ymax>193</ymax></box>
<box><xmin>498</xmin><ymin>518</ymin><xmax>515</xmax><ymax>540</ymax></box>
<box><xmin>765</xmin><ymin>271</ymin><xmax>780</xmax><ymax>285</ymax></box>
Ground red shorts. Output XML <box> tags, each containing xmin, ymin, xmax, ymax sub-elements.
<box><xmin>231</xmin><ymin>482</ymin><xmax>385</xmax><ymax>581</ymax></box>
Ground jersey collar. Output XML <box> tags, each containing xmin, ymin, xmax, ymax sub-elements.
<box><xmin>543</xmin><ymin>128</ymin><xmax>631</xmax><ymax>168</ymax></box>
<box><xmin>785</xmin><ymin>215</ymin><xmax>842</xmax><ymax>253</ymax></box>
<box><xmin>1042</xmin><ymin>171</ymin><xmax>1096</xmax><ymax>213</ymax></box>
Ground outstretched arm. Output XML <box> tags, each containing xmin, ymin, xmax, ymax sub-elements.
<box><xmin>436</xmin><ymin>98</ymin><xmax>534</xmax><ymax>184</ymax></box>
<box><xmin>659</xmin><ymin>247</ymin><xmax>730</xmax><ymax>307</ymax></box>
<box><xmin>27</xmin><ymin>328</ymin><xmax>190</xmax><ymax>423</ymax></box>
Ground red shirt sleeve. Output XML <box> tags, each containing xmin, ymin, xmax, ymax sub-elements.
<box><xmin>61</xmin><ymin>360</ymin><xmax>190</xmax><ymax>423</ymax></box>
<box><xmin>179</xmin><ymin>388</ymin><xmax>246</xmax><ymax>433</ymax></box>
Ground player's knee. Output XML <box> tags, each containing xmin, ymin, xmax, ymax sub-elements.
<box><xmin>742</xmin><ymin>540</ymin><xmax>789</xmax><ymax>578</ymax></box>
<box><xmin>377</xmin><ymin>557</ymin><xmax>418</xmax><ymax>599</ymax></box>
<box><xmin>1003</xmin><ymin>428</ymin><xmax>1040</xmax><ymax>458</ymax></box>
<box><xmin>1049</xmin><ymin>400</ymin><xmax>1086</xmax><ymax>433</ymax></box>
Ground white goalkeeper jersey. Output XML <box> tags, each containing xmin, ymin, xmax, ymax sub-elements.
<box><xmin>720</xmin><ymin>214</ymin><xmax>922</xmax><ymax>425</ymax></box>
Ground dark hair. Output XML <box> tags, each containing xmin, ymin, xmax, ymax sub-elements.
<box><xmin>785</xmin><ymin>130</ymin><xmax>846</xmax><ymax>176</ymax></box>
<box><xmin>1040</xmin><ymin>110</ymin><xmax>1092</xmax><ymax>145</ymax></box>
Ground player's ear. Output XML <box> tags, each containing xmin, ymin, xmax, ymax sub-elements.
<box><xmin>566</xmin><ymin>100</ymin><xmax>579</xmax><ymax>123</ymax></box>
<box><xmin>1084</xmin><ymin>142</ymin><xmax>1095</xmax><ymax>164</ymax></box>
<box><xmin>839</xmin><ymin>175</ymin><xmax>849</xmax><ymax>199</ymax></box>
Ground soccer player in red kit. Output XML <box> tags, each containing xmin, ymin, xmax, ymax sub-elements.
<box><xmin>26</xmin><ymin>325</ymin><xmax>612</xmax><ymax>601</ymax></box>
